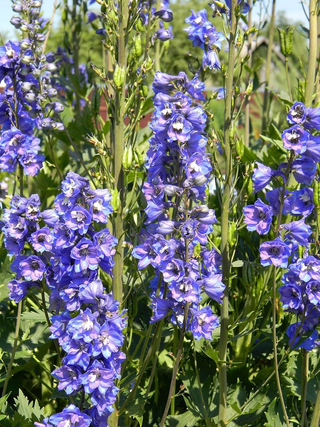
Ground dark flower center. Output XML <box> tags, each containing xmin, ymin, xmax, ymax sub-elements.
<box><xmin>32</xmin><ymin>261</ymin><xmax>40</xmax><ymax>270</ymax></box>
<box><xmin>79</xmin><ymin>248</ymin><xmax>90</xmax><ymax>256</ymax></box>
<box><xmin>269</xmin><ymin>247</ymin><xmax>280</xmax><ymax>256</ymax></box>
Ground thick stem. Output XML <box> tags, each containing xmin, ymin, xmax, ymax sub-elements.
<box><xmin>218</xmin><ymin>3</ymin><xmax>237</xmax><ymax>427</ymax></box>
<box><xmin>310</xmin><ymin>385</ymin><xmax>320</xmax><ymax>427</ymax></box>
<box><xmin>244</xmin><ymin>0</ymin><xmax>252</xmax><ymax>147</ymax></box>
<box><xmin>314</xmin><ymin>13</ymin><xmax>320</xmax><ymax>104</ymax></box>
<box><xmin>301</xmin><ymin>350</ymin><xmax>309</xmax><ymax>427</ymax></box>
<box><xmin>261</xmin><ymin>0</ymin><xmax>276</xmax><ymax>133</ymax></box>
<box><xmin>285</xmin><ymin>58</ymin><xmax>293</xmax><ymax>102</ymax></box>
<box><xmin>305</xmin><ymin>0</ymin><xmax>318</xmax><ymax>107</ymax></box>
<box><xmin>109</xmin><ymin>3</ymin><xmax>128</xmax><ymax>426</ymax></box>
<box><xmin>112</xmin><ymin>0</ymin><xmax>128</xmax><ymax>306</ymax></box>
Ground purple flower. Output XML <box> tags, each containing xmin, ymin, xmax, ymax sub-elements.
<box><xmin>189</xmin><ymin>306</ymin><xmax>219</xmax><ymax>340</ymax></box>
<box><xmin>281</xmin><ymin>125</ymin><xmax>309</xmax><ymax>153</ymax></box>
<box><xmin>19</xmin><ymin>255</ymin><xmax>46</xmax><ymax>281</ymax></box>
<box><xmin>287</xmin><ymin>322</ymin><xmax>318</xmax><ymax>351</ymax></box>
<box><xmin>290</xmin><ymin>158</ymin><xmax>316</xmax><ymax>185</ymax></box>
<box><xmin>52</xmin><ymin>365</ymin><xmax>82</xmax><ymax>395</ymax></box>
<box><xmin>67</xmin><ymin>308</ymin><xmax>100</xmax><ymax>343</ymax></box>
<box><xmin>45</xmin><ymin>405</ymin><xmax>92</xmax><ymax>427</ymax></box>
<box><xmin>279</xmin><ymin>284</ymin><xmax>302</xmax><ymax>310</ymax></box>
<box><xmin>64</xmin><ymin>205</ymin><xmax>92</xmax><ymax>235</ymax></box>
<box><xmin>287</xmin><ymin>102</ymin><xmax>307</xmax><ymax>125</ymax></box>
<box><xmin>7</xmin><ymin>279</ymin><xmax>33</xmax><ymax>302</ymax></box>
<box><xmin>80</xmin><ymin>360</ymin><xmax>115</xmax><ymax>395</ymax></box>
<box><xmin>30</xmin><ymin>227</ymin><xmax>53</xmax><ymax>253</ymax></box>
<box><xmin>259</xmin><ymin>237</ymin><xmax>291</xmax><ymax>268</ymax></box>
<box><xmin>70</xmin><ymin>237</ymin><xmax>100</xmax><ymax>272</ymax></box>
<box><xmin>287</xmin><ymin>187</ymin><xmax>314</xmax><ymax>217</ymax></box>
<box><xmin>93</xmin><ymin>323</ymin><xmax>124</xmax><ymax>359</ymax></box>
<box><xmin>243</xmin><ymin>198</ymin><xmax>273</xmax><ymax>235</ymax></box>
<box><xmin>306</xmin><ymin>280</ymin><xmax>320</xmax><ymax>305</ymax></box>
<box><xmin>252</xmin><ymin>162</ymin><xmax>280</xmax><ymax>193</ymax></box>
<box><xmin>281</xmin><ymin>219</ymin><xmax>312</xmax><ymax>246</ymax></box>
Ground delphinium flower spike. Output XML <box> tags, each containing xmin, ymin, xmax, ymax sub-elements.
<box><xmin>133</xmin><ymin>71</ymin><xmax>224</xmax><ymax>340</ymax></box>
<box><xmin>243</xmin><ymin>100</ymin><xmax>320</xmax><ymax>350</ymax></box>
<box><xmin>0</xmin><ymin>0</ymin><xmax>65</xmax><ymax>177</ymax></box>
<box><xmin>2</xmin><ymin>172</ymin><xmax>126</xmax><ymax>426</ymax></box>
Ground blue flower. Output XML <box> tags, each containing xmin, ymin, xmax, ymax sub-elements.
<box><xmin>259</xmin><ymin>237</ymin><xmax>291</xmax><ymax>268</ymax></box>
<box><xmin>243</xmin><ymin>198</ymin><xmax>273</xmax><ymax>235</ymax></box>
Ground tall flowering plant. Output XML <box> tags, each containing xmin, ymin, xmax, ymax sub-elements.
<box><xmin>133</xmin><ymin>71</ymin><xmax>223</xmax><ymax>339</ymax></box>
<box><xmin>2</xmin><ymin>171</ymin><xmax>126</xmax><ymax>426</ymax></box>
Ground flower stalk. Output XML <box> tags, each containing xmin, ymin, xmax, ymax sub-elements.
<box><xmin>218</xmin><ymin>1</ymin><xmax>237</xmax><ymax>425</ymax></box>
<box><xmin>261</xmin><ymin>0</ymin><xmax>276</xmax><ymax>133</ymax></box>
<box><xmin>305</xmin><ymin>0</ymin><xmax>318</xmax><ymax>107</ymax></box>
<box><xmin>112</xmin><ymin>0</ymin><xmax>129</xmax><ymax>306</ymax></box>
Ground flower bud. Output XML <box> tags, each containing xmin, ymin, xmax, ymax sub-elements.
<box><xmin>163</xmin><ymin>185</ymin><xmax>183</xmax><ymax>196</ymax></box>
<box><xmin>53</xmin><ymin>102</ymin><xmax>64</xmax><ymax>113</ymax></box>
<box><xmin>21</xmin><ymin>55</ymin><xmax>33</xmax><ymax>64</ymax></box>
<box><xmin>193</xmin><ymin>174</ymin><xmax>207</xmax><ymax>186</ymax></box>
<box><xmin>122</xmin><ymin>145</ymin><xmax>133</xmax><ymax>169</ymax></box>
<box><xmin>47</xmin><ymin>88</ymin><xmax>58</xmax><ymax>97</ymax></box>
<box><xmin>51</xmin><ymin>122</ymin><xmax>64</xmax><ymax>131</ymax></box>
<box><xmin>21</xmin><ymin>82</ymin><xmax>33</xmax><ymax>92</ymax></box>
<box><xmin>157</xmin><ymin>220</ymin><xmax>176</xmax><ymax>235</ymax></box>
<box><xmin>45</xmin><ymin>63</ymin><xmax>57</xmax><ymax>72</ymax></box>
<box><xmin>113</xmin><ymin>64</ymin><xmax>125</xmax><ymax>88</ymax></box>
<box><xmin>12</xmin><ymin>5</ymin><xmax>23</xmax><ymax>12</ymax></box>
<box><xmin>20</xmin><ymin>40</ymin><xmax>31</xmax><ymax>49</ymax></box>
<box><xmin>10</xmin><ymin>17</ymin><xmax>21</xmax><ymax>28</ymax></box>
<box><xmin>24</xmin><ymin>92</ymin><xmax>36</xmax><ymax>102</ymax></box>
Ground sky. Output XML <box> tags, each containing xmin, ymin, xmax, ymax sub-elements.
<box><xmin>0</xmin><ymin>0</ymin><xmax>309</xmax><ymax>40</ymax></box>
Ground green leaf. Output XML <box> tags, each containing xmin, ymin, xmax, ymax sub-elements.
<box><xmin>260</xmin><ymin>134</ymin><xmax>286</xmax><ymax>153</ymax></box>
<box><xmin>232</xmin><ymin>260</ymin><xmax>244</xmax><ymax>267</ymax></box>
<box><xmin>13</xmin><ymin>389</ymin><xmax>45</xmax><ymax>421</ymax></box>
<box><xmin>14</xmin><ymin>389</ymin><xmax>34</xmax><ymax>420</ymax></box>
<box><xmin>264</xmin><ymin>398</ymin><xmax>286</xmax><ymax>427</ymax></box>
<box><xmin>166</xmin><ymin>411</ymin><xmax>201</xmax><ymax>427</ymax></box>
<box><xmin>0</xmin><ymin>393</ymin><xmax>11</xmax><ymax>411</ymax></box>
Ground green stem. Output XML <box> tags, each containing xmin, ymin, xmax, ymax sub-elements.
<box><xmin>270</xmin><ymin>154</ymin><xmax>294</xmax><ymax>427</ymax></box>
<box><xmin>305</xmin><ymin>0</ymin><xmax>318</xmax><ymax>106</ymax></box>
<box><xmin>1</xmin><ymin>165</ymin><xmax>24</xmax><ymax>398</ymax></box>
<box><xmin>261</xmin><ymin>0</ymin><xmax>276</xmax><ymax>133</ymax></box>
<box><xmin>285</xmin><ymin>58</ymin><xmax>293</xmax><ymax>102</ymax></box>
<box><xmin>310</xmin><ymin>385</ymin><xmax>320</xmax><ymax>427</ymax></box>
<box><xmin>1</xmin><ymin>301</ymin><xmax>22</xmax><ymax>398</ymax></box>
<box><xmin>159</xmin><ymin>302</ymin><xmax>190</xmax><ymax>427</ymax></box>
<box><xmin>272</xmin><ymin>267</ymin><xmax>290</xmax><ymax>427</ymax></box>
<box><xmin>315</xmin><ymin>13</ymin><xmax>320</xmax><ymax>105</ymax></box>
<box><xmin>218</xmin><ymin>2</ymin><xmax>237</xmax><ymax>426</ymax></box>
<box><xmin>301</xmin><ymin>350</ymin><xmax>309</xmax><ymax>427</ymax></box>
<box><xmin>244</xmin><ymin>0</ymin><xmax>252</xmax><ymax>147</ymax></box>
<box><xmin>112</xmin><ymin>0</ymin><xmax>128</xmax><ymax>306</ymax></box>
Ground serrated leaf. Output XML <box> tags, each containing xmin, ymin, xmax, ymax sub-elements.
<box><xmin>264</xmin><ymin>398</ymin><xmax>286</xmax><ymax>427</ymax></box>
<box><xmin>0</xmin><ymin>393</ymin><xmax>11</xmax><ymax>411</ymax></box>
<box><xmin>13</xmin><ymin>389</ymin><xmax>45</xmax><ymax>421</ymax></box>
<box><xmin>14</xmin><ymin>389</ymin><xmax>33</xmax><ymax>420</ymax></box>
